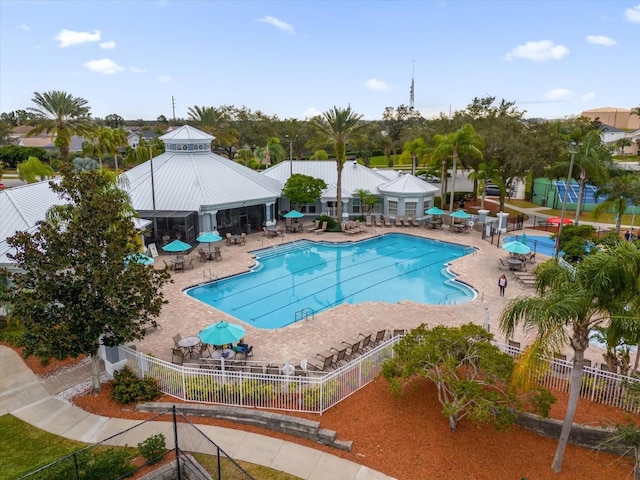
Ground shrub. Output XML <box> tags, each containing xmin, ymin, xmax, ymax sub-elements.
<box><xmin>0</xmin><ymin>323</ymin><xmax>25</xmax><ymax>347</ymax></box>
<box><xmin>111</xmin><ymin>366</ymin><xmax>161</xmax><ymax>404</ymax></box>
<box><xmin>316</xmin><ymin>214</ymin><xmax>339</xmax><ymax>232</ymax></box>
<box><xmin>138</xmin><ymin>434</ymin><xmax>167</xmax><ymax>464</ymax></box>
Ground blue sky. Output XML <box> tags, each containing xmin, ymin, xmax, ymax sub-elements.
<box><xmin>1</xmin><ymin>1</ymin><xmax>638</xmax><ymax>121</ymax></box>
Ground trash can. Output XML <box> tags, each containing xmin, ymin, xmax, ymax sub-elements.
<box><xmin>541</xmin><ymin>198</ymin><xmax>547</xmax><ymax>207</ymax></box>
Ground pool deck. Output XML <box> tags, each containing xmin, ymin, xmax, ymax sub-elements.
<box><xmin>136</xmin><ymin>223</ymin><xmax>593</xmax><ymax>365</ymax></box>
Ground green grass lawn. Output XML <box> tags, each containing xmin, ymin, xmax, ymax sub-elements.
<box><xmin>0</xmin><ymin>414</ymin><xmax>87</xmax><ymax>478</ymax></box>
<box><xmin>0</xmin><ymin>415</ymin><xmax>301</xmax><ymax>480</ymax></box>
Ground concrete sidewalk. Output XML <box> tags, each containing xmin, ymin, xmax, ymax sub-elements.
<box><xmin>0</xmin><ymin>346</ymin><xmax>394</xmax><ymax>480</ymax></box>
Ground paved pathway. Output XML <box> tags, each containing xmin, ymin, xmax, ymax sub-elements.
<box><xmin>0</xmin><ymin>345</ymin><xmax>394</xmax><ymax>479</ymax></box>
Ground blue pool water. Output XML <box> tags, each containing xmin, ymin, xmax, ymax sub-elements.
<box><xmin>187</xmin><ymin>234</ymin><xmax>476</xmax><ymax>329</ymax></box>
<box><xmin>505</xmin><ymin>234</ymin><xmax>556</xmax><ymax>257</ymax></box>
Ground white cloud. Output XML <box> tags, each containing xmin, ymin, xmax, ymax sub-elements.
<box><xmin>258</xmin><ymin>16</ymin><xmax>294</xmax><ymax>34</ymax></box>
<box><xmin>581</xmin><ymin>92</ymin><xmax>596</xmax><ymax>101</ymax></box>
<box><xmin>19</xmin><ymin>24</ymin><xmax>30</xmax><ymax>31</ymax></box>
<box><xmin>545</xmin><ymin>88</ymin><xmax>572</xmax><ymax>100</ymax></box>
<box><xmin>505</xmin><ymin>40</ymin><xmax>569</xmax><ymax>62</ymax></box>
<box><xmin>303</xmin><ymin>107</ymin><xmax>321</xmax><ymax>118</ymax></box>
<box><xmin>130</xmin><ymin>66</ymin><xmax>147</xmax><ymax>73</ymax></box>
<box><xmin>54</xmin><ymin>29</ymin><xmax>101</xmax><ymax>47</ymax></box>
<box><xmin>84</xmin><ymin>58</ymin><xmax>123</xmax><ymax>75</ymax></box>
<box><xmin>100</xmin><ymin>41</ymin><xmax>116</xmax><ymax>50</ymax></box>
<box><xmin>586</xmin><ymin>35</ymin><xmax>616</xmax><ymax>46</ymax></box>
<box><xmin>159</xmin><ymin>75</ymin><xmax>172</xmax><ymax>83</ymax></box>
<box><xmin>364</xmin><ymin>78</ymin><xmax>390</xmax><ymax>91</ymax></box>
<box><xmin>625</xmin><ymin>4</ymin><xmax>640</xmax><ymax>23</ymax></box>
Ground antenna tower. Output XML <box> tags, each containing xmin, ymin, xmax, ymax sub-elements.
<box><xmin>409</xmin><ymin>60</ymin><xmax>415</xmax><ymax>110</ymax></box>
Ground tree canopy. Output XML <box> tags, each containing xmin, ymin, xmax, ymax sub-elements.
<box><xmin>282</xmin><ymin>174</ymin><xmax>327</xmax><ymax>210</ymax></box>
<box><xmin>3</xmin><ymin>164</ymin><xmax>171</xmax><ymax>391</ymax></box>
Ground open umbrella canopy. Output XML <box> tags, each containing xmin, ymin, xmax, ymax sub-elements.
<box><xmin>425</xmin><ymin>206</ymin><xmax>445</xmax><ymax>215</ymax></box>
<box><xmin>546</xmin><ymin>217</ymin><xmax>573</xmax><ymax>225</ymax></box>
<box><xmin>125</xmin><ymin>253</ymin><xmax>154</xmax><ymax>266</ymax></box>
<box><xmin>502</xmin><ymin>241</ymin><xmax>531</xmax><ymax>255</ymax></box>
<box><xmin>450</xmin><ymin>209</ymin><xmax>472</xmax><ymax>219</ymax></box>
<box><xmin>284</xmin><ymin>210</ymin><xmax>304</xmax><ymax>219</ymax></box>
<box><xmin>196</xmin><ymin>232</ymin><xmax>223</xmax><ymax>244</ymax></box>
<box><xmin>199</xmin><ymin>321</ymin><xmax>246</xmax><ymax>346</ymax></box>
<box><xmin>162</xmin><ymin>239</ymin><xmax>191</xmax><ymax>252</ymax></box>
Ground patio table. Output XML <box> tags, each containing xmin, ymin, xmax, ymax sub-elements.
<box><xmin>507</xmin><ymin>258</ymin><xmax>523</xmax><ymax>271</ymax></box>
<box><xmin>211</xmin><ymin>348</ymin><xmax>236</xmax><ymax>360</ymax></box>
<box><xmin>177</xmin><ymin>336</ymin><xmax>201</xmax><ymax>357</ymax></box>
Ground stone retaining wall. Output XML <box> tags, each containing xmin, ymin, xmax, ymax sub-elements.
<box><xmin>136</xmin><ymin>402</ymin><xmax>352</xmax><ymax>451</ymax></box>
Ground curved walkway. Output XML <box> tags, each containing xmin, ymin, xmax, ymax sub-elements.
<box><xmin>0</xmin><ymin>346</ymin><xmax>394</xmax><ymax>480</ymax></box>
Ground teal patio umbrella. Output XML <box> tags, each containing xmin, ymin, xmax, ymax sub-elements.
<box><xmin>162</xmin><ymin>239</ymin><xmax>191</xmax><ymax>258</ymax></box>
<box><xmin>196</xmin><ymin>232</ymin><xmax>223</xmax><ymax>251</ymax></box>
<box><xmin>199</xmin><ymin>321</ymin><xmax>246</xmax><ymax>346</ymax></box>
<box><xmin>284</xmin><ymin>210</ymin><xmax>304</xmax><ymax>219</ymax></box>
<box><xmin>125</xmin><ymin>253</ymin><xmax>154</xmax><ymax>266</ymax></box>
<box><xmin>450</xmin><ymin>209</ymin><xmax>472</xmax><ymax>219</ymax></box>
<box><xmin>502</xmin><ymin>241</ymin><xmax>531</xmax><ymax>255</ymax></box>
<box><xmin>425</xmin><ymin>206</ymin><xmax>445</xmax><ymax>215</ymax></box>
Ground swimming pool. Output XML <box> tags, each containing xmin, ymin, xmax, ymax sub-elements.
<box><xmin>187</xmin><ymin>234</ymin><xmax>476</xmax><ymax>329</ymax></box>
<box><xmin>505</xmin><ymin>234</ymin><xmax>556</xmax><ymax>257</ymax></box>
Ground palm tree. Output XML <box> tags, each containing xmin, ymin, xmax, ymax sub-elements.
<box><xmin>26</xmin><ymin>91</ymin><xmax>94</xmax><ymax>163</ymax></box>
<box><xmin>82</xmin><ymin>126</ymin><xmax>127</xmax><ymax>169</ymax></box>
<box><xmin>432</xmin><ymin>124</ymin><xmax>484</xmax><ymax>212</ymax></box>
<box><xmin>401</xmin><ymin>138</ymin><xmax>429</xmax><ymax>175</ymax></box>
<box><xmin>500</xmin><ymin>243</ymin><xmax>640</xmax><ymax>473</ymax></box>
<box><xmin>187</xmin><ymin>105</ymin><xmax>237</xmax><ymax>151</ymax></box>
<box><xmin>310</xmin><ymin>106</ymin><xmax>363</xmax><ymax>221</ymax></box>
<box><xmin>234</xmin><ymin>148</ymin><xmax>256</xmax><ymax>167</ymax></box>
<box><xmin>468</xmin><ymin>159</ymin><xmax>500</xmax><ymax>209</ymax></box>
<box><xmin>255</xmin><ymin>137</ymin><xmax>285</xmax><ymax>167</ymax></box>
<box><xmin>570</xmin><ymin>131</ymin><xmax>611</xmax><ymax>223</ymax></box>
<box><xmin>593</xmin><ymin>174</ymin><xmax>640</xmax><ymax>232</ymax></box>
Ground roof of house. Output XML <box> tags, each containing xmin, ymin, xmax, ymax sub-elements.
<box><xmin>18</xmin><ymin>137</ymin><xmax>56</xmax><ymax>149</ymax></box>
<box><xmin>378</xmin><ymin>173</ymin><xmax>440</xmax><ymax>195</ymax></box>
<box><xmin>122</xmin><ymin>126</ymin><xmax>282</xmax><ymax>211</ymax></box>
<box><xmin>10</xmin><ymin>125</ymin><xmax>34</xmax><ymax>136</ymax></box>
<box><xmin>601</xmin><ymin>124</ymin><xmax>625</xmax><ymax>133</ymax></box>
<box><xmin>583</xmin><ymin>107</ymin><xmax>631</xmax><ymax>113</ymax></box>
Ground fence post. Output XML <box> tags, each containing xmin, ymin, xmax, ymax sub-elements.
<box><xmin>173</xmin><ymin>405</ymin><xmax>181</xmax><ymax>480</ymax></box>
<box><xmin>73</xmin><ymin>452</ymin><xmax>80</xmax><ymax>480</ymax></box>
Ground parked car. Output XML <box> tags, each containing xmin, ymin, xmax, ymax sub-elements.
<box><xmin>484</xmin><ymin>183</ymin><xmax>501</xmax><ymax>196</ymax></box>
<box><xmin>417</xmin><ymin>174</ymin><xmax>440</xmax><ymax>183</ymax></box>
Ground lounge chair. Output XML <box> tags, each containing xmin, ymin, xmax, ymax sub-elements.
<box><xmin>403</xmin><ymin>215</ymin><xmax>410</xmax><ymax>227</ymax></box>
<box><xmin>313</xmin><ymin>221</ymin><xmax>328</xmax><ymax>234</ymax></box>
<box><xmin>329</xmin><ymin>345</ymin><xmax>348</xmax><ymax>368</ymax></box>
<box><xmin>358</xmin><ymin>333</ymin><xmax>373</xmax><ymax>352</ymax></box>
<box><xmin>395</xmin><ymin>216</ymin><xmax>404</xmax><ymax>227</ymax></box>
<box><xmin>305</xmin><ymin>220</ymin><xmax>320</xmax><ymax>232</ymax></box>
<box><xmin>384</xmin><ymin>215</ymin><xmax>392</xmax><ymax>227</ymax></box>
<box><xmin>341</xmin><ymin>339</ymin><xmax>362</xmax><ymax>360</ymax></box>
<box><xmin>307</xmin><ymin>354</ymin><xmax>333</xmax><ymax>371</ymax></box>
<box><xmin>375</xmin><ymin>214</ymin><xmax>383</xmax><ymax>228</ymax></box>
<box><xmin>410</xmin><ymin>217</ymin><xmax>420</xmax><ymax>227</ymax></box>
<box><xmin>365</xmin><ymin>329</ymin><xmax>388</xmax><ymax>346</ymax></box>
<box><xmin>365</xmin><ymin>215</ymin><xmax>372</xmax><ymax>229</ymax></box>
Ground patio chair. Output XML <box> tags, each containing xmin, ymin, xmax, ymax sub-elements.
<box><xmin>239</xmin><ymin>232</ymin><xmax>247</xmax><ymax>245</ymax></box>
<box><xmin>163</xmin><ymin>260</ymin><xmax>175</xmax><ymax>271</ymax></box>
<box><xmin>265</xmin><ymin>364</ymin><xmax>280</xmax><ymax>376</ymax></box>
<box><xmin>171</xmin><ymin>347</ymin><xmax>184</xmax><ymax>365</ymax></box>
<box><xmin>341</xmin><ymin>339</ymin><xmax>362</xmax><ymax>360</ymax></box>
<box><xmin>329</xmin><ymin>345</ymin><xmax>348</xmax><ymax>368</ymax></box>
<box><xmin>294</xmin><ymin>365</ymin><xmax>308</xmax><ymax>377</ymax></box>
<box><xmin>403</xmin><ymin>215</ymin><xmax>410</xmax><ymax>227</ymax></box>
<box><xmin>396</xmin><ymin>216</ymin><xmax>404</xmax><ymax>227</ymax></box>
<box><xmin>498</xmin><ymin>258</ymin><xmax>508</xmax><ymax>270</ymax></box>
<box><xmin>411</xmin><ymin>217</ymin><xmax>421</xmax><ymax>227</ymax></box>
<box><xmin>365</xmin><ymin>215</ymin><xmax>372</xmax><ymax>229</ymax></box>
<box><xmin>226</xmin><ymin>232</ymin><xmax>233</xmax><ymax>245</ymax></box>
<box><xmin>366</xmin><ymin>329</ymin><xmax>388</xmax><ymax>346</ymax></box>
<box><xmin>306</xmin><ymin>354</ymin><xmax>333</xmax><ymax>371</ymax></box>
<box><xmin>305</xmin><ymin>220</ymin><xmax>320</xmax><ymax>232</ymax></box>
<box><xmin>213</xmin><ymin>246</ymin><xmax>222</xmax><ymax>262</ymax></box>
<box><xmin>375</xmin><ymin>214</ymin><xmax>383</xmax><ymax>227</ymax></box>
<box><xmin>183</xmin><ymin>258</ymin><xmax>194</xmax><ymax>270</ymax></box>
<box><xmin>197</xmin><ymin>248</ymin><xmax>208</xmax><ymax>263</ymax></box>
<box><xmin>359</xmin><ymin>333</ymin><xmax>373</xmax><ymax>352</ymax></box>
<box><xmin>392</xmin><ymin>329</ymin><xmax>408</xmax><ymax>338</ymax></box>
<box><xmin>313</xmin><ymin>221</ymin><xmax>328</xmax><ymax>234</ymax></box>
<box><xmin>384</xmin><ymin>215</ymin><xmax>392</xmax><ymax>227</ymax></box>
<box><xmin>172</xmin><ymin>333</ymin><xmax>182</xmax><ymax>346</ymax></box>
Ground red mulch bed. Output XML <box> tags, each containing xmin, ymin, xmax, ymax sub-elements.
<box><xmin>69</xmin><ymin>375</ymin><xmax>638</xmax><ymax>480</ymax></box>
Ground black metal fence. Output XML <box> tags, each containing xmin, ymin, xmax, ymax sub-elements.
<box><xmin>19</xmin><ymin>406</ymin><xmax>254</xmax><ymax>480</ymax></box>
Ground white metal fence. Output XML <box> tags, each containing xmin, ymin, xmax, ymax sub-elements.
<box><xmin>497</xmin><ymin>341</ymin><xmax>640</xmax><ymax>414</ymax></box>
<box><xmin>120</xmin><ymin>337</ymin><xmax>640</xmax><ymax>415</ymax></box>
<box><xmin>119</xmin><ymin>336</ymin><xmax>400</xmax><ymax>414</ymax></box>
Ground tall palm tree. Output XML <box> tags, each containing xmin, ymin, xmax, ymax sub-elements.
<box><xmin>432</xmin><ymin>124</ymin><xmax>484</xmax><ymax>212</ymax></box>
<box><xmin>255</xmin><ymin>137</ymin><xmax>285</xmax><ymax>167</ymax></box>
<box><xmin>187</xmin><ymin>105</ymin><xmax>237</xmax><ymax>151</ymax></box>
<box><xmin>500</xmin><ymin>243</ymin><xmax>640</xmax><ymax>473</ymax></box>
<box><xmin>26</xmin><ymin>91</ymin><xmax>94</xmax><ymax>163</ymax></box>
<box><xmin>401</xmin><ymin>138</ymin><xmax>429</xmax><ymax>175</ymax></box>
<box><xmin>310</xmin><ymin>106</ymin><xmax>363</xmax><ymax>221</ymax></box>
<box><xmin>593</xmin><ymin>174</ymin><xmax>640</xmax><ymax>232</ymax></box>
<box><xmin>82</xmin><ymin>126</ymin><xmax>127</xmax><ymax>169</ymax></box>
<box><xmin>468</xmin><ymin>159</ymin><xmax>500</xmax><ymax>209</ymax></box>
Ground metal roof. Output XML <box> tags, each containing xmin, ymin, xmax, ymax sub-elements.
<box><xmin>121</xmin><ymin>150</ymin><xmax>283</xmax><ymax>211</ymax></box>
<box><xmin>263</xmin><ymin>160</ymin><xmax>395</xmax><ymax>197</ymax></box>
<box><xmin>378</xmin><ymin>173</ymin><xmax>440</xmax><ymax>195</ymax></box>
<box><xmin>160</xmin><ymin>125</ymin><xmax>215</xmax><ymax>141</ymax></box>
